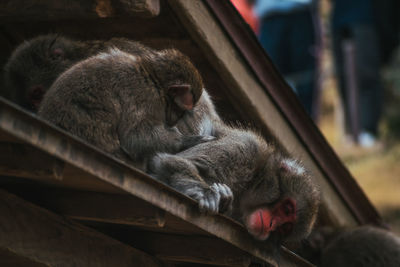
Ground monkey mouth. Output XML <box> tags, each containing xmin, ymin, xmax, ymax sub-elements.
<box><xmin>246</xmin><ymin>210</ymin><xmax>273</xmax><ymax>240</ymax></box>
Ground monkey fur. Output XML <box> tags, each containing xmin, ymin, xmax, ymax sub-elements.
<box><xmin>300</xmin><ymin>226</ymin><xmax>400</xmax><ymax>267</ymax></box>
<box><xmin>3</xmin><ymin>34</ymin><xmax>152</xmax><ymax>111</ymax></box>
<box><xmin>8</xmin><ymin>34</ymin><xmax>320</xmax><ymax>244</ymax></box>
<box><xmin>38</xmin><ymin>48</ymin><xmax>211</xmax><ymax>169</ymax></box>
<box><xmin>148</xmin><ymin>124</ymin><xmax>320</xmax><ymax>243</ymax></box>
<box><xmin>321</xmin><ymin>226</ymin><xmax>400</xmax><ymax>267</ymax></box>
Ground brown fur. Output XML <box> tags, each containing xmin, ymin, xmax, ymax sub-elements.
<box><xmin>321</xmin><ymin>226</ymin><xmax>400</xmax><ymax>267</ymax></box>
<box><xmin>38</xmin><ymin>48</ymin><xmax>208</xmax><ymax>169</ymax></box>
<box><xmin>3</xmin><ymin>34</ymin><xmax>151</xmax><ymax>111</ymax></box>
<box><xmin>148</xmin><ymin>124</ymin><xmax>320</xmax><ymax>243</ymax></box>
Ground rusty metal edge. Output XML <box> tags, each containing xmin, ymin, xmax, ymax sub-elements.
<box><xmin>204</xmin><ymin>0</ymin><xmax>382</xmax><ymax>227</ymax></box>
<box><xmin>0</xmin><ymin>97</ymin><xmax>286</xmax><ymax>266</ymax></box>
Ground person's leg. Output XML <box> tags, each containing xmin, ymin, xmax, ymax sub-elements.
<box><xmin>353</xmin><ymin>24</ymin><xmax>383</xmax><ymax>136</ymax></box>
<box><xmin>332</xmin><ymin>27</ymin><xmax>352</xmax><ymax>135</ymax></box>
<box><xmin>287</xmin><ymin>9</ymin><xmax>317</xmax><ymax>116</ymax></box>
<box><xmin>258</xmin><ymin>14</ymin><xmax>290</xmax><ymax>73</ymax></box>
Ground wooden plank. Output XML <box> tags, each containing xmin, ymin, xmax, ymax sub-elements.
<box><xmin>20</xmin><ymin>189</ymin><xmax>167</xmax><ymax>227</ymax></box>
<box><xmin>0</xmin><ymin>0</ymin><xmax>160</xmax><ymax>22</ymax></box>
<box><xmin>105</xmin><ymin>230</ymin><xmax>253</xmax><ymax>267</ymax></box>
<box><xmin>0</xmin><ymin>189</ymin><xmax>162</xmax><ymax>267</ymax></box>
<box><xmin>1</xmin><ymin>185</ymin><xmax>212</xmax><ymax>235</ymax></box>
<box><xmin>0</xmin><ymin>248</ymin><xmax>48</xmax><ymax>267</ymax></box>
<box><xmin>0</xmin><ymin>142</ymin><xmax>64</xmax><ymax>180</ymax></box>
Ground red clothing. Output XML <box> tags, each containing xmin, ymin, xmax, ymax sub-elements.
<box><xmin>231</xmin><ymin>0</ymin><xmax>259</xmax><ymax>33</ymax></box>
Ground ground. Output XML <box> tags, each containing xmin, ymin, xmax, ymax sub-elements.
<box><xmin>318</xmin><ymin>45</ymin><xmax>400</xmax><ymax>235</ymax></box>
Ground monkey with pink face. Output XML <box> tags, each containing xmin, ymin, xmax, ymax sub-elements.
<box><xmin>149</xmin><ymin>124</ymin><xmax>321</xmax><ymax>243</ymax></box>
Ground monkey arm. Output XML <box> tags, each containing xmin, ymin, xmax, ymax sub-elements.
<box><xmin>148</xmin><ymin>153</ymin><xmax>233</xmax><ymax>214</ymax></box>
<box><xmin>118</xmin><ymin>121</ymin><xmax>213</xmax><ymax>162</ymax></box>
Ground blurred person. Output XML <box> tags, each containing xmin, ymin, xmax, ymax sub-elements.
<box><xmin>331</xmin><ymin>0</ymin><xmax>383</xmax><ymax>147</ymax></box>
<box><xmin>253</xmin><ymin>0</ymin><xmax>320</xmax><ymax>120</ymax></box>
<box><xmin>231</xmin><ymin>0</ymin><xmax>259</xmax><ymax>34</ymax></box>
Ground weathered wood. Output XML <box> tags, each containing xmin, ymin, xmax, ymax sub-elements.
<box><xmin>0</xmin><ymin>189</ymin><xmax>162</xmax><ymax>267</ymax></box>
<box><xmin>0</xmin><ymin>248</ymin><xmax>48</xmax><ymax>267</ymax></box>
<box><xmin>0</xmin><ymin>0</ymin><xmax>160</xmax><ymax>21</ymax></box>
<box><xmin>0</xmin><ymin>142</ymin><xmax>64</xmax><ymax>180</ymax></box>
<box><xmin>32</xmin><ymin>190</ymin><xmax>167</xmax><ymax>227</ymax></box>
<box><xmin>2</xmin><ymin>185</ymin><xmax>212</xmax><ymax>235</ymax></box>
<box><xmin>109</xmin><ymin>230</ymin><xmax>253</xmax><ymax>266</ymax></box>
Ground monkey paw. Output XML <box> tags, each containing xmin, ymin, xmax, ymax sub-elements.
<box><xmin>198</xmin><ymin>183</ymin><xmax>233</xmax><ymax>214</ymax></box>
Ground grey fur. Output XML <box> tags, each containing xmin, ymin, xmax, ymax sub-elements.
<box><xmin>3</xmin><ymin>34</ymin><xmax>152</xmax><ymax>111</ymax></box>
<box><xmin>148</xmin><ymin>123</ymin><xmax>320</xmax><ymax>242</ymax></box>
<box><xmin>321</xmin><ymin>226</ymin><xmax>400</xmax><ymax>267</ymax></box>
<box><xmin>38</xmin><ymin>48</ymin><xmax>208</xmax><ymax>169</ymax></box>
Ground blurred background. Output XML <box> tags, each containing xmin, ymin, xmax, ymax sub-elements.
<box><xmin>232</xmin><ymin>0</ymin><xmax>400</xmax><ymax>234</ymax></box>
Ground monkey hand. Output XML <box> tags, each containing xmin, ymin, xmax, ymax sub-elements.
<box><xmin>179</xmin><ymin>135</ymin><xmax>215</xmax><ymax>151</ymax></box>
<box><xmin>187</xmin><ymin>183</ymin><xmax>233</xmax><ymax>214</ymax></box>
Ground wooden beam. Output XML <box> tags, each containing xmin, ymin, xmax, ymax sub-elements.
<box><xmin>0</xmin><ymin>247</ymin><xmax>48</xmax><ymax>267</ymax></box>
<box><xmin>21</xmin><ymin>189</ymin><xmax>167</xmax><ymax>228</ymax></box>
<box><xmin>103</xmin><ymin>230</ymin><xmax>253</xmax><ymax>267</ymax></box>
<box><xmin>0</xmin><ymin>142</ymin><xmax>64</xmax><ymax>180</ymax></box>
<box><xmin>0</xmin><ymin>0</ymin><xmax>160</xmax><ymax>22</ymax></box>
<box><xmin>0</xmin><ymin>189</ymin><xmax>162</xmax><ymax>267</ymax></box>
<box><xmin>2</xmin><ymin>186</ymin><xmax>210</xmax><ymax>235</ymax></box>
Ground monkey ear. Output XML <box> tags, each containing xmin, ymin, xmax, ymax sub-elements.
<box><xmin>168</xmin><ymin>84</ymin><xmax>194</xmax><ymax>111</ymax></box>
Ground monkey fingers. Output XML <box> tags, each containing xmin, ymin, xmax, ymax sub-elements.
<box><xmin>211</xmin><ymin>183</ymin><xmax>233</xmax><ymax>214</ymax></box>
<box><xmin>197</xmin><ymin>183</ymin><xmax>231</xmax><ymax>214</ymax></box>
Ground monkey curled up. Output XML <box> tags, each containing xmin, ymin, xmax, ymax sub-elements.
<box><xmin>149</xmin><ymin>127</ymin><xmax>320</xmax><ymax>242</ymax></box>
<box><xmin>38</xmin><ymin>48</ymin><xmax>213</xmax><ymax>169</ymax></box>
<box><xmin>300</xmin><ymin>226</ymin><xmax>400</xmax><ymax>267</ymax></box>
<box><xmin>3</xmin><ymin>34</ymin><xmax>154</xmax><ymax>112</ymax></box>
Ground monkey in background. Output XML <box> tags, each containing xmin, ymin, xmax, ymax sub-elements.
<box><xmin>148</xmin><ymin>125</ymin><xmax>320</xmax><ymax>243</ymax></box>
<box><xmin>298</xmin><ymin>225</ymin><xmax>400</xmax><ymax>267</ymax></box>
<box><xmin>3</xmin><ymin>34</ymin><xmax>152</xmax><ymax>111</ymax></box>
<box><xmin>38</xmin><ymin>48</ymin><xmax>212</xmax><ymax>169</ymax></box>
<box><xmin>2</xmin><ymin>34</ymin><xmax>223</xmax><ymax>138</ymax></box>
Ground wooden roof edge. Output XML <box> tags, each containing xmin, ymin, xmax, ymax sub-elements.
<box><xmin>0</xmin><ymin>97</ymin><xmax>314</xmax><ymax>267</ymax></box>
<box><xmin>204</xmin><ymin>0</ymin><xmax>382</xmax><ymax>227</ymax></box>
<box><xmin>0</xmin><ymin>188</ymin><xmax>163</xmax><ymax>267</ymax></box>
<box><xmin>0</xmin><ymin>0</ymin><xmax>160</xmax><ymax>21</ymax></box>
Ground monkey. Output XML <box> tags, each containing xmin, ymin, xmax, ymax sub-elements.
<box><xmin>321</xmin><ymin>226</ymin><xmax>400</xmax><ymax>267</ymax></box>
<box><xmin>297</xmin><ymin>225</ymin><xmax>400</xmax><ymax>267</ymax></box>
<box><xmin>2</xmin><ymin>34</ymin><xmax>222</xmax><ymax>137</ymax></box>
<box><xmin>148</xmin><ymin>125</ymin><xmax>320</xmax><ymax>243</ymax></box>
<box><xmin>3</xmin><ymin>34</ymin><xmax>152</xmax><ymax>112</ymax></box>
<box><xmin>2</xmin><ymin>34</ymin><xmax>222</xmax><ymax>133</ymax></box>
<box><xmin>38</xmin><ymin>48</ymin><xmax>212</xmax><ymax>169</ymax></box>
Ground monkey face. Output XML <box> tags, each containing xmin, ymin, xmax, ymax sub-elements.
<box><xmin>4</xmin><ymin>35</ymin><xmax>79</xmax><ymax>111</ymax></box>
<box><xmin>238</xmin><ymin>157</ymin><xmax>320</xmax><ymax>243</ymax></box>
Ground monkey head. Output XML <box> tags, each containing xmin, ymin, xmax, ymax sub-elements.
<box><xmin>140</xmin><ymin>49</ymin><xmax>204</xmax><ymax>126</ymax></box>
<box><xmin>238</xmin><ymin>153</ymin><xmax>320</xmax><ymax>243</ymax></box>
<box><xmin>3</xmin><ymin>34</ymin><xmax>82</xmax><ymax>111</ymax></box>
